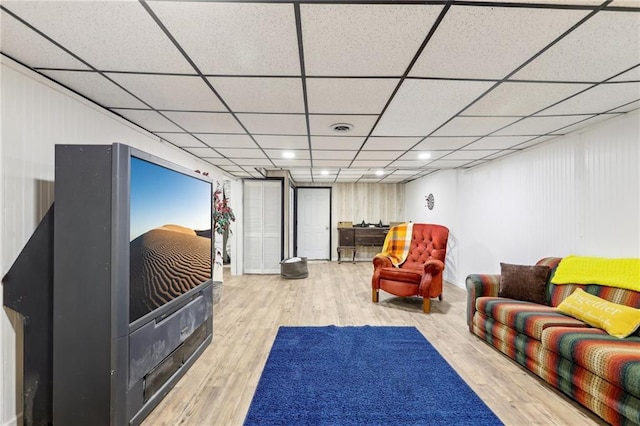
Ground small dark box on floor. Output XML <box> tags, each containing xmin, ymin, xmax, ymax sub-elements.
<box><xmin>280</xmin><ymin>257</ymin><xmax>308</xmax><ymax>279</ymax></box>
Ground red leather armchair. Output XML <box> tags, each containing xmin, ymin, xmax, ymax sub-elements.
<box><xmin>371</xmin><ymin>224</ymin><xmax>449</xmax><ymax>313</ymax></box>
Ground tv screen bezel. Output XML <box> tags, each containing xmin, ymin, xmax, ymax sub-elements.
<box><xmin>118</xmin><ymin>145</ymin><xmax>214</xmax><ymax>333</ymax></box>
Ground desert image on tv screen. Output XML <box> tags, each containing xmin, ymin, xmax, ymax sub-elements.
<box><xmin>129</xmin><ymin>157</ymin><xmax>212</xmax><ymax>323</ymax></box>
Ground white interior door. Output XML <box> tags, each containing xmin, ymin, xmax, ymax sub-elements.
<box><xmin>243</xmin><ymin>180</ymin><xmax>282</xmax><ymax>273</ymax></box>
<box><xmin>297</xmin><ymin>187</ymin><xmax>330</xmax><ymax>260</ymax></box>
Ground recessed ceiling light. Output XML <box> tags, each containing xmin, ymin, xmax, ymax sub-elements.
<box><xmin>320</xmin><ymin>170</ymin><xmax>329</xmax><ymax>175</ymax></box>
<box><xmin>375</xmin><ymin>170</ymin><xmax>384</xmax><ymax>176</ymax></box>
<box><xmin>282</xmin><ymin>151</ymin><xmax>295</xmax><ymax>159</ymax></box>
<box><xmin>330</xmin><ymin>123</ymin><xmax>354</xmax><ymax>133</ymax></box>
<box><xmin>418</xmin><ymin>152</ymin><xmax>431</xmax><ymax>160</ymax></box>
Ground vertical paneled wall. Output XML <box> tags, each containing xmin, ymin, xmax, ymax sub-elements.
<box><xmin>0</xmin><ymin>58</ymin><xmax>229</xmax><ymax>426</ymax></box>
<box><xmin>406</xmin><ymin>111</ymin><xmax>640</xmax><ymax>288</ymax></box>
<box><xmin>332</xmin><ymin>182</ymin><xmax>405</xmax><ymax>260</ymax></box>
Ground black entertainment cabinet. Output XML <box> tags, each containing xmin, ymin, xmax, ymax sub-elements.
<box><xmin>2</xmin><ymin>144</ymin><xmax>214</xmax><ymax>425</ymax></box>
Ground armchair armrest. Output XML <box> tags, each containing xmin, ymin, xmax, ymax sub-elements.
<box><xmin>418</xmin><ymin>259</ymin><xmax>445</xmax><ymax>297</ymax></box>
<box><xmin>372</xmin><ymin>255</ymin><xmax>393</xmax><ymax>269</ymax></box>
<box><xmin>422</xmin><ymin>259</ymin><xmax>444</xmax><ymax>278</ymax></box>
<box><xmin>465</xmin><ymin>274</ymin><xmax>500</xmax><ymax>332</ymax></box>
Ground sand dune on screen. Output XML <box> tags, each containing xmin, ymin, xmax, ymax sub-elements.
<box><xmin>129</xmin><ymin>224</ymin><xmax>212</xmax><ymax>322</ymax></box>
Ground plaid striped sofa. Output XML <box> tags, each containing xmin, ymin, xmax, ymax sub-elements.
<box><xmin>466</xmin><ymin>257</ymin><xmax>640</xmax><ymax>426</ymax></box>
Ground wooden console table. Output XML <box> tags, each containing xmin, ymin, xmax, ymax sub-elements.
<box><xmin>337</xmin><ymin>227</ymin><xmax>389</xmax><ymax>263</ymax></box>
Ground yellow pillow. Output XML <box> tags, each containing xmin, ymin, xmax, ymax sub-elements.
<box><xmin>557</xmin><ymin>289</ymin><xmax>640</xmax><ymax>338</ymax></box>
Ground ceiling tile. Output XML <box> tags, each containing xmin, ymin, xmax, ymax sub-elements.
<box><xmin>148</xmin><ymin>2</ymin><xmax>300</xmax><ymax>75</ymax></box>
<box><xmin>313</xmin><ymin>151</ymin><xmax>357</xmax><ymax>160</ymax></box>
<box><xmin>426</xmin><ymin>159</ymin><xmax>474</xmax><ymax>168</ymax></box>
<box><xmin>271</xmin><ymin>159</ymin><xmax>312</xmax><ymax>168</ymax></box>
<box><xmin>107</xmin><ymin>74</ymin><xmax>225</xmax><ymax>111</ymax></box>
<box><xmin>233</xmin><ymin>158</ymin><xmax>274</xmax><ymax>167</ymax></box>
<box><xmin>301</xmin><ymin>4</ymin><xmax>442</xmax><ymax>76</ymax></box>
<box><xmin>208</xmin><ymin>77</ymin><xmax>304</xmax><ymax>113</ymax></box>
<box><xmin>390</xmin><ymin>160</ymin><xmax>436</xmax><ymax>168</ymax></box>
<box><xmin>350</xmin><ymin>160</ymin><xmax>390</xmax><ymax>168</ymax></box>
<box><xmin>610</xmin><ymin>66</ymin><xmax>640</xmax><ymax>82</ymax></box>
<box><xmin>237</xmin><ymin>113</ymin><xmax>307</xmax><ymax>134</ymax></box>
<box><xmin>398</xmin><ymin>151</ymin><xmax>451</xmax><ymax>161</ymax></box>
<box><xmin>216</xmin><ymin>148</ymin><xmax>266</xmax><ymax>159</ymax></box>
<box><xmin>513</xmin><ymin>11</ymin><xmax>640</xmax><ymax>82</ymax></box>
<box><xmin>183</xmin><ymin>147</ymin><xmax>220</xmax><ymax>158</ymax></box>
<box><xmin>538</xmin><ymin>82</ymin><xmax>640</xmax><ymax>115</ymax></box>
<box><xmin>554</xmin><ymin>113</ymin><xmax>621</xmax><ymax>135</ymax></box>
<box><xmin>335</xmin><ymin>169</ymin><xmax>367</xmax><ymax>176</ymax></box>
<box><xmin>309</xmin><ymin>115</ymin><xmax>377</xmax><ymax>137</ymax></box>
<box><xmin>155</xmin><ymin>133</ymin><xmax>207</xmax><ymax>148</ymax></box>
<box><xmin>196</xmin><ymin>134</ymin><xmax>257</xmax><ymax>149</ymax></box>
<box><xmin>39</xmin><ymin>70</ymin><xmax>147</xmax><ymax>108</ymax></box>
<box><xmin>0</xmin><ymin>10</ymin><xmax>90</xmax><ymax>69</ymax></box>
<box><xmin>253</xmin><ymin>135</ymin><xmax>309</xmax><ymax>149</ymax></box>
<box><xmin>410</xmin><ymin>5</ymin><xmax>589</xmax><ymax>79</ymax></box>
<box><xmin>162</xmin><ymin>112</ymin><xmax>245</xmax><ymax>133</ymax></box>
<box><xmin>390</xmin><ymin>170</ymin><xmax>422</xmax><ymax>176</ymax></box>
<box><xmin>265</xmin><ymin>149</ymin><xmax>310</xmax><ymax>160</ymax></box>
<box><xmin>310</xmin><ymin>136</ymin><xmax>365</xmax><ymax>150</ymax></box>
<box><xmin>493</xmin><ymin>115</ymin><xmax>593</xmax><ymax>136</ymax></box>
<box><xmin>218</xmin><ymin>165</ymin><xmax>245</xmax><ymax>172</ymax></box>
<box><xmin>2</xmin><ymin>1</ymin><xmax>193</xmax><ymax>73</ymax></box>
<box><xmin>483</xmin><ymin>150</ymin><xmax>519</xmax><ymax>161</ymax></box>
<box><xmin>464</xmin><ymin>136</ymin><xmax>534</xmax><ymax>150</ymax></box>
<box><xmin>433</xmin><ymin>116</ymin><xmax>521</xmax><ymax>136</ymax></box>
<box><xmin>445</xmin><ymin>150</ymin><xmax>498</xmax><ymax>160</ymax></box>
<box><xmin>514</xmin><ymin>135</ymin><xmax>558</xmax><ymax>150</ymax></box>
<box><xmin>413</xmin><ymin>136</ymin><xmax>477</xmax><ymax>150</ymax></box>
<box><xmin>204</xmin><ymin>158</ymin><xmax>235</xmax><ymax>167</ymax></box>
<box><xmin>355</xmin><ymin>151</ymin><xmax>404</xmax><ymax>160</ymax></box>
<box><xmin>610</xmin><ymin>100</ymin><xmax>640</xmax><ymax>113</ymax></box>
<box><xmin>374</xmin><ymin>79</ymin><xmax>494</xmax><ymax>136</ymax></box>
<box><xmin>312</xmin><ymin>160</ymin><xmax>353</xmax><ymax>168</ymax></box>
<box><xmin>112</xmin><ymin>109</ymin><xmax>182</xmax><ymax>132</ymax></box>
<box><xmin>306</xmin><ymin>78</ymin><xmax>399</xmax><ymax>114</ymax></box>
<box><xmin>362</xmin><ymin>137</ymin><xmax>422</xmax><ymax>150</ymax></box>
<box><xmin>465</xmin><ymin>82</ymin><xmax>590</xmax><ymax>116</ymax></box>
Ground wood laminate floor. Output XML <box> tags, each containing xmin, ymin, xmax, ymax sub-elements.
<box><xmin>142</xmin><ymin>261</ymin><xmax>605</xmax><ymax>426</ymax></box>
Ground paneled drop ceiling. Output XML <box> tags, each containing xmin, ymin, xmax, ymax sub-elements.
<box><xmin>1</xmin><ymin>0</ymin><xmax>638</xmax><ymax>183</ymax></box>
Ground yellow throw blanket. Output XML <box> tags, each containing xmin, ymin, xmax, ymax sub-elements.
<box><xmin>377</xmin><ymin>222</ymin><xmax>413</xmax><ymax>267</ymax></box>
<box><xmin>551</xmin><ymin>255</ymin><xmax>640</xmax><ymax>292</ymax></box>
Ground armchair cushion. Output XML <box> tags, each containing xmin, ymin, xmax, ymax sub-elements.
<box><xmin>499</xmin><ymin>263</ymin><xmax>551</xmax><ymax>305</ymax></box>
<box><xmin>378</xmin><ymin>267</ymin><xmax>422</xmax><ymax>284</ymax></box>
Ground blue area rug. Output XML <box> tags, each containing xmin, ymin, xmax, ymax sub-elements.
<box><xmin>244</xmin><ymin>326</ymin><xmax>502</xmax><ymax>425</ymax></box>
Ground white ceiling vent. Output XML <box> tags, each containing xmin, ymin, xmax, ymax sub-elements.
<box><xmin>330</xmin><ymin>123</ymin><xmax>354</xmax><ymax>133</ymax></box>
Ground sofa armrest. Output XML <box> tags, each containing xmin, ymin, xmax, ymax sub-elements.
<box><xmin>465</xmin><ymin>274</ymin><xmax>500</xmax><ymax>331</ymax></box>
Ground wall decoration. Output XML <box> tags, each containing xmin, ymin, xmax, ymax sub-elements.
<box><xmin>425</xmin><ymin>193</ymin><xmax>435</xmax><ymax>210</ymax></box>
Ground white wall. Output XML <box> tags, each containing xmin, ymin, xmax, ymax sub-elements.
<box><xmin>404</xmin><ymin>169</ymin><xmax>459</xmax><ymax>283</ymax></box>
<box><xmin>0</xmin><ymin>57</ymin><xmax>232</xmax><ymax>426</ymax></box>
<box><xmin>406</xmin><ymin>110</ymin><xmax>640</xmax><ymax>288</ymax></box>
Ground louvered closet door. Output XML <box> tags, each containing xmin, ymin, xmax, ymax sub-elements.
<box><xmin>243</xmin><ymin>180</ymin><xmax>282</xmax><ymax>274</ymax></box>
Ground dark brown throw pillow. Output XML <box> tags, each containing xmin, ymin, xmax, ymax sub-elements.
<box><xmin>499</xmin><ymin>263</ymin><xmax>551</xmax><ymax>305</ymax></box>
